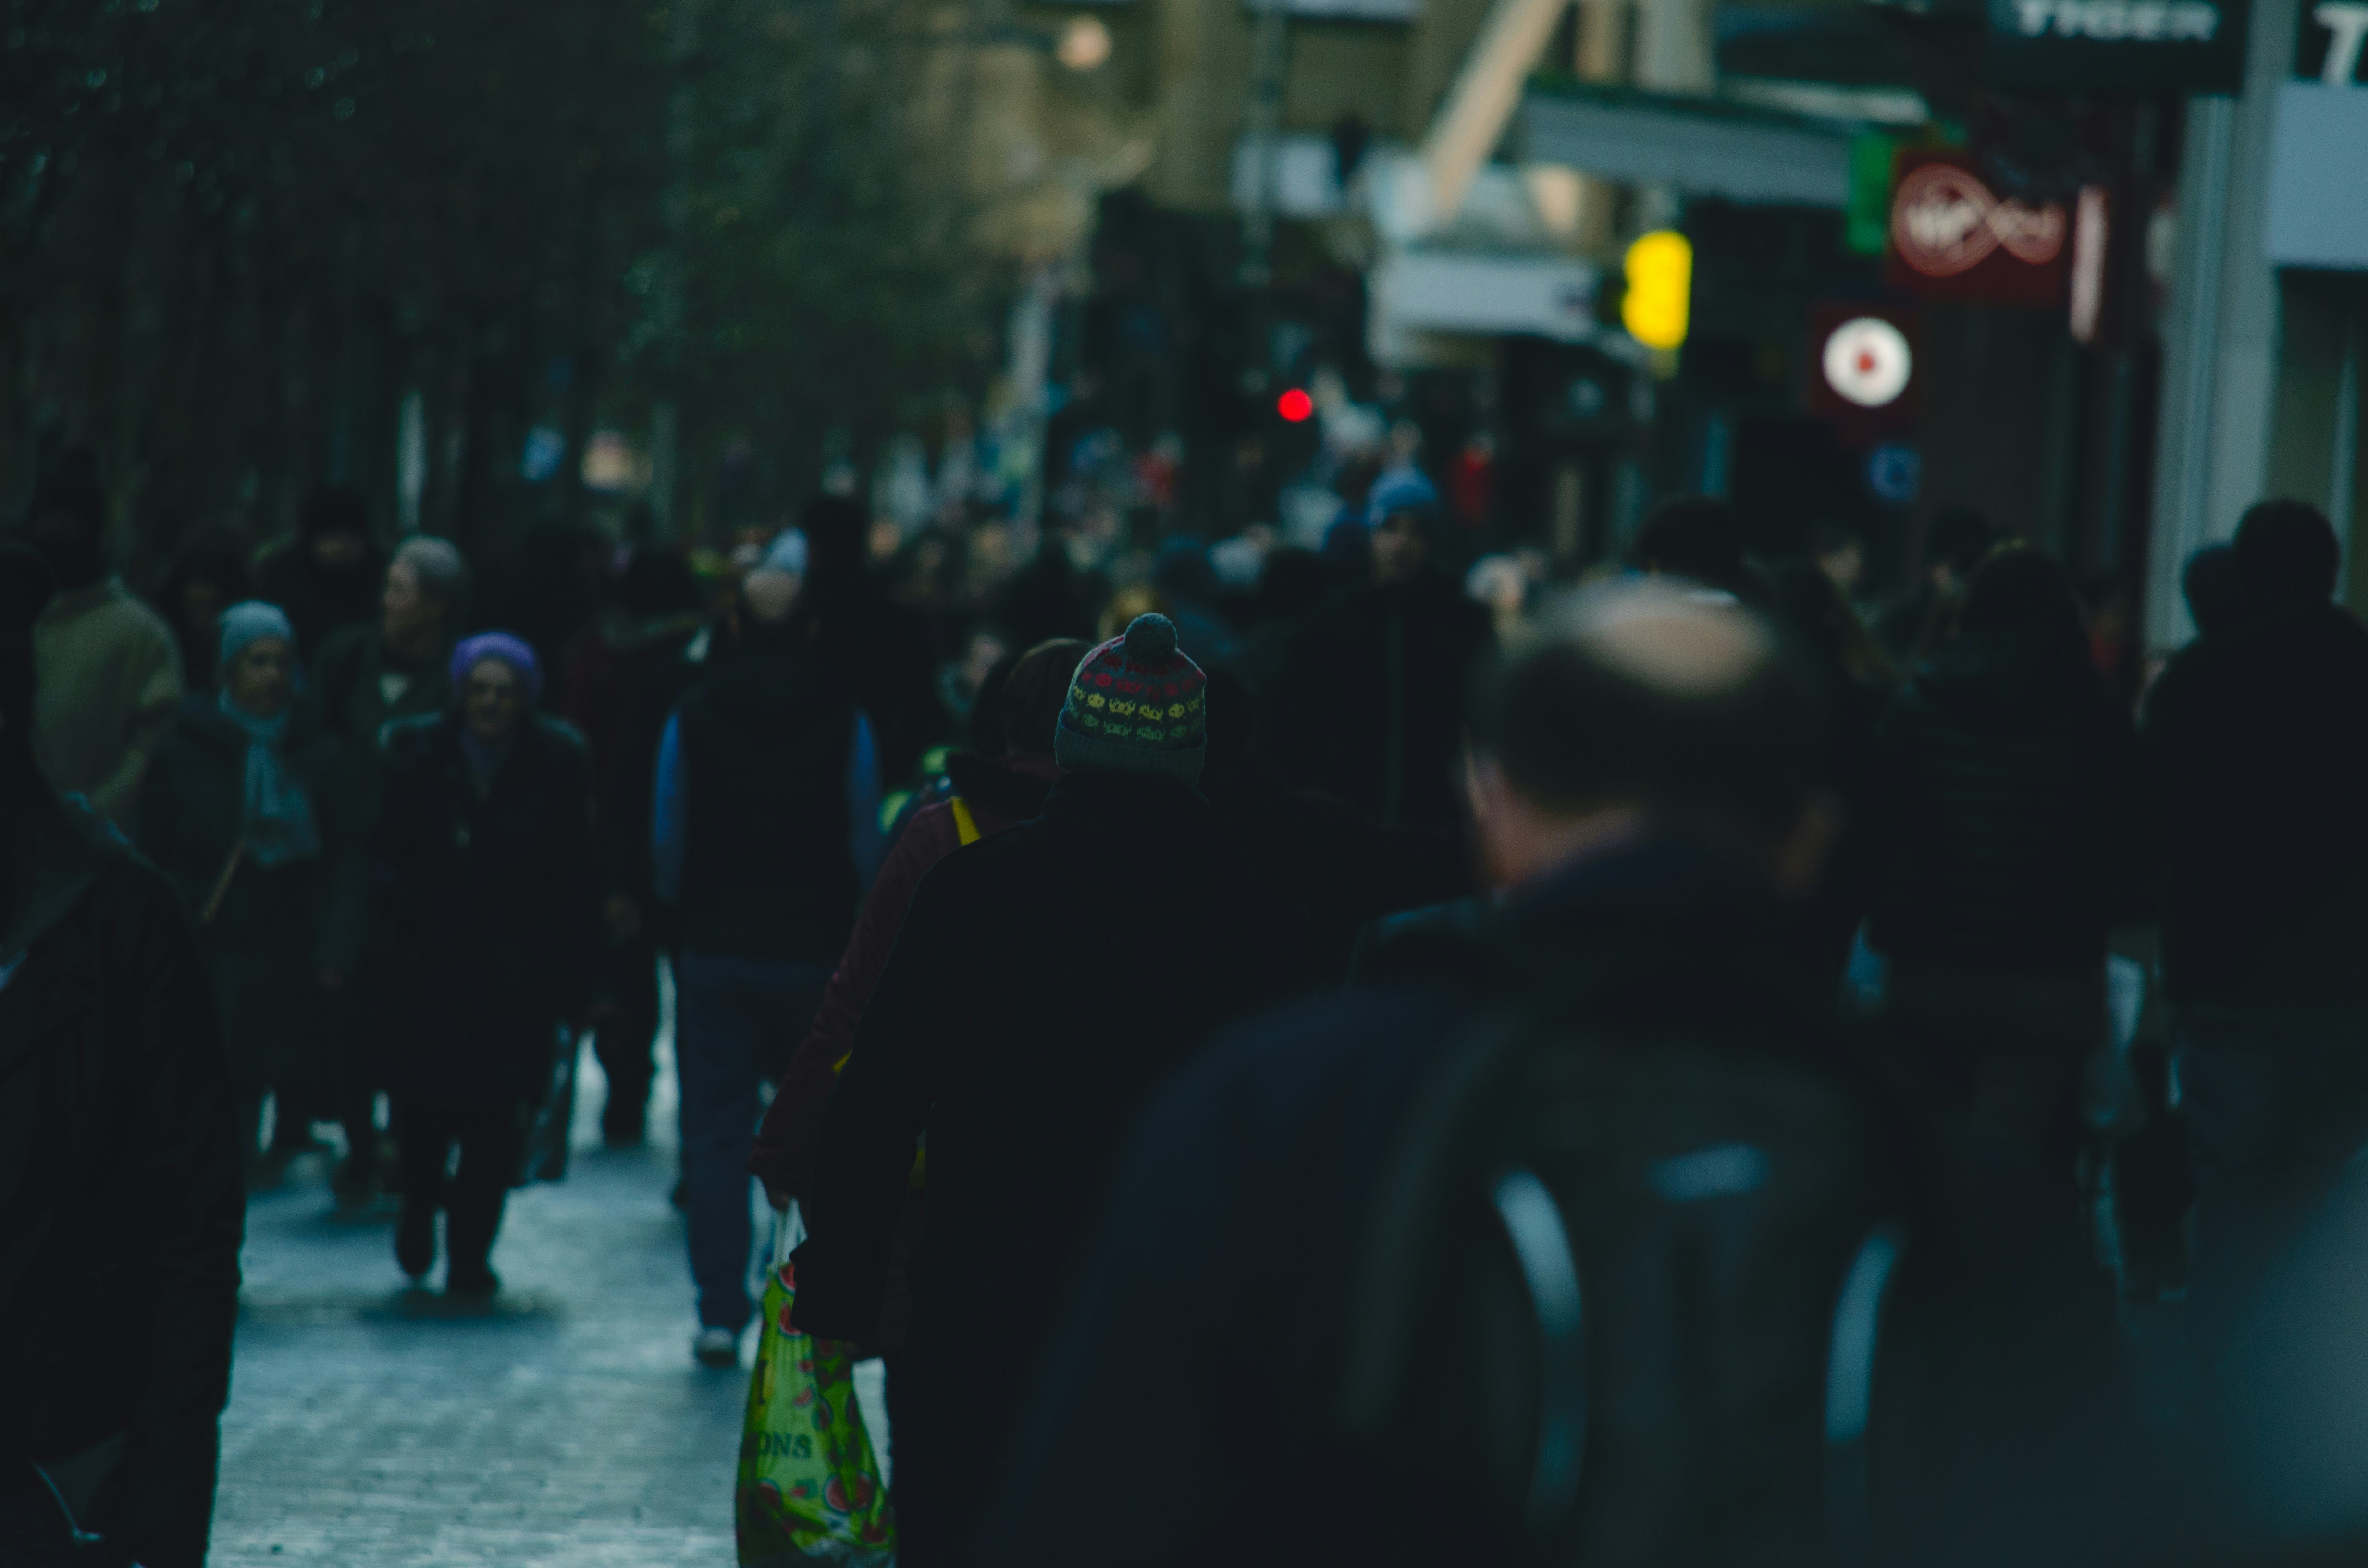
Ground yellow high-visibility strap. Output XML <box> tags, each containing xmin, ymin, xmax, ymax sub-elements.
<box><xmin>950</xmin><ymin>796</ymin><xmax>981</xmax><ymax>846</ymax></box>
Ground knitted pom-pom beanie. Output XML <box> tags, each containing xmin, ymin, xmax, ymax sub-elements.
<box><xmin>1053</xmin><ymin>612</ymin><xmax>1208</xmax><ymax>784</ymax></box>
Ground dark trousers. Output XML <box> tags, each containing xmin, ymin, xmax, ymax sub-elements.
<box><xmin>395</xmin><ymin>1102</ymin><xmax>527</xmax><ymax>1276</ymax></box>
<box><xmin>594</xmin><ymin>932</ymin><xmax>663</xmax><ymax>1137</ymax></box>
<box><xmin>1887</xmin><ymin>961</ymin><xmax>2104</xmax><ymax>1185</ymax></box>
<box><xmin>676</xmin><ymin>951</ymin><xmax>830</xmax><ymax>1332</ymax></box>
<box><xmin>2178</xmin><ymin>1012</ymin><xmax>2368</xmax><ymax>1353</ymax></box>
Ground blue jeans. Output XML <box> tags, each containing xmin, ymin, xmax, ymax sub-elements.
<box><xmin>2178</xmin><ymin>1012</ymin><xmax>2368</xmax><ymax>1353</ymax></box>
<box><xmin>675</xmin><ymin>952</ymin><xmax>831</xmax><ymax>1333</ymax></box>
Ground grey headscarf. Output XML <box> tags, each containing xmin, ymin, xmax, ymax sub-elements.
<box><xmin>216</xmin><ymin>600</ymin><xmax>320</xmax><ymax>867</ymax></box>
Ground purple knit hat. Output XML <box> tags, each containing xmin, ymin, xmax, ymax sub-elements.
<box><xmin>449</xmin><ymin>630</ymin><xmax>543</xmax><ymax>705</ymax></box>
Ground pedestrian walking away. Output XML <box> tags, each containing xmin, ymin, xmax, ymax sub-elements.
<box><xmin>653</xmin><ymin>529</ymin><xmax>885</xmax><ymax>1367</ymax></box>
<box><xmin>975</xmin><ymin>581</ymin><xmax>2154</xmax><ymax>1568</ymax></box>
<box><xmin>750</xmin><ymin>636</ymin><xmax>1085</xmax><ymax>1367</ymax></box>
<box><xmin>1863</xmin><ymin>546</ymin><xmax>2149</xmax><ymax>1195</ymax></box>
<box><xmin>2145</xmin><ymin>499</ymin><xmax>2368</xmax><ymax>1355</ymax></box>
<box><xmin>792</xmin><ymin>612</ymin><xmax>1314</xmax><ymax>1568</ymax></box>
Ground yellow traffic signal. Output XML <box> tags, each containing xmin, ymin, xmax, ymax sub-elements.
<box><xmin>1621</xmin><ymin>230</ymin><xmax>1691</xmax><ymax>352</ymax></box>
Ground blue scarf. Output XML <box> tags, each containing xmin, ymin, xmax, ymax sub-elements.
<box><xmin>216</xmin><ymin>690</ymin><xmax>320</xmax><ymax>867</ymax></box>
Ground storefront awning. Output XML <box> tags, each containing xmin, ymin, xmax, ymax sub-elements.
<box><xmin>1517</xmin><ymin>80</ymin><xmax>1858</xmax><ymax>208</ymax></box>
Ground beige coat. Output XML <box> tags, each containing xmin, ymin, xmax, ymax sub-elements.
<box><xmin>33</xmin><ymin>576</ymin><xmax>185</xmax><ymax>826</ymax></box>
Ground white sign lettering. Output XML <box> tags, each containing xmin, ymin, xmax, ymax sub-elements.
<box><xmin>2315</xmin><ymin>2</ymin><xmax>2368</xmax><ymax>82</ymax></box>
<box><xmin>2012</xmin><ymin>0</ymin><xmax>2220</xmax><ymax>38</ymax></box>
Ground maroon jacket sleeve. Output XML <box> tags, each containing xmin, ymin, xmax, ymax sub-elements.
<box><xmin>749</xmin><ymin>800</ymin><xmax>962</xmax><ymax>1195</ymax></box>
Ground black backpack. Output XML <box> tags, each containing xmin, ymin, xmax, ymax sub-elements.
<box><xmin>1336</xmin><ymin>1004</ymin><xmax>1908</xmax><ymax>1567</ymax></box>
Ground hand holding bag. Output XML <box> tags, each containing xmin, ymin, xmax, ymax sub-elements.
<box><xmin>736</xmin><ymin>1205</ymin><xmax>895</xmax><ymax>1567</ymax></box>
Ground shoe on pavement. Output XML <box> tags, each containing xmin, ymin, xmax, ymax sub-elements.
<box><xmin>395</xmin><ymin>1204</ymin><xmax>436</xmax><ymax>1282</ymax></box>
<box><xmin>694</xmin><ymin>1327</ymin><xmax>739</xmax><ymax>1369</ymax></box>
<box><xmin>445</xmin><ymin>1264</ymin><xmax>500</xmax><ymax>1298</ymax></box>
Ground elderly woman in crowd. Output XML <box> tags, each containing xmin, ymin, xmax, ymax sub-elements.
<box><xmin>137</xmin><ymin>600</ymin><xmax>368</xmax><ymax>1181</ymax></box>
<box><xmin>371</xmin><ymin>631</ymin><xmax>600</xmax><ymax>1296</ymax></box>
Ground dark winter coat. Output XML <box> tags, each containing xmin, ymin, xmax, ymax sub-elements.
<box><xmin>671</xmin><ymin>637</ymin><xmax>861</xmax><ymax>963</ymax></box>
<box><xmin>597</xmin><ymin>625</ymin><xmax>713</xmax><ymax>905</ymax></box>
<box><xmin>135</xmin><ymin>695</ymin><xmax>368</xmax><ymax>1084</ymax></box>
<box><xmin>970</xmin><ymin>838</ymin><xmax>2142</xmax><ymax>1568</ymax></box>
<box><xmin>750</xmin><ymin>750</ymin><xmax>1061</xmax><ymax>1203</ymax></box>
<box><xmin>0</xmin><ymin>796</ymin><xmax>243</xmax><ymax>1568</ymax></box>
<box><xmin>1259</xmin><ymin>569</ymin><xmax>1493</xmax><ymax>830</ymax></box>
<box><xmin>748</xmin><ymin>751</ymin><xmax>1060</xmax><ymax>1356</ymax></box>
<box><xmin>311</xmin><ymin>621</ymin><xmax>451</xmax><ymax>760</ymax></box>
<box><xmin>1865</xmin><ymin>629</ymin><xmax>2147</xmax><ymax>976</ymax></box>
<box><xmin>253</xmin><ymin>539</ymin><xmax>384</xmax><ymax>662</ymax></box>
<box><xmin>2144</xmin><ymin>603</ymin><xmax>2368</xmax><ymax>1006</ymax></box>
<box><xmin>791</xmin><ymin>768</ymin><xmax>1314</xmax><ymax>1561</ymax></box>
<box><xmin>370</xmin><ymin>711</ymin><xmax>600</xmax><ymax>1108</ymax></box>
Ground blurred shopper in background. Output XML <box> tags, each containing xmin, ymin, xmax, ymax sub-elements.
<box><xmin>793</xmin><ymin>614</ymin><xmax>1310</xmax><ymax>1567</ymax></box>
<box><xmin>1878</xmin><ymin>506</ymin><xmax>2005</xmax><ymax>665</ymax></box>
<box><xmin>307</xmin><ymin>534</ymin><xmax>472</xmax><ymax>1200</ymax></box>
<box><xmin>654</xmin><ymin>530</ymin><xmax>884</xmax><ymax>1366</ymax></box>
<box><xmin>1631</xmin><ymin>493</ymin><xmax>1761</xmax><ymax>601</ymax></box>
<box><xmin>156</xmin><ymin>532</ymin><xmax>253</xmax><ymax>696</ymax></box>
<box><xmin>1864</xmin><ymin>547</ymin><xmax>2146</xmax><ymax>1190</ymax></box>
<box><xmin>1764</xmin><ymin>558</ymin><xmax>1897</xmax><ymax>988</ymax></box>
<box><xmin>797</xmin><ymin>493</ymin><xmax>943</xmax><ymax>785</ymax></box>
<box><xmin>2181</xmin><ymin>542</ymin><xmax>2245</xmax><ymax>639</ymax></box>
<box><xmin>313</xmin><ymin>535</ymin><xmax>470</xmax><ymax>758</ymax></box>
<box><xmin>372</xmin><ymin>632</ymin><xmax>598</xmax><ymax>1296</ymax></box>
<box><xmin>0</xmin><ymin>541</ymin><xmax>244</xmax><ymax>1568</ymax></box>
<box><xmin>2145</xmin><ymin>499</ymin><xmax>2368</xmax><ymax>1352</ymax></box>
<box><xmin>138</xmin><ymin>601</ymin><xmax>367</xmax><ymax>1183</ymax></box>
<box><xmin>17</xmin><ymin>447</ymin><xmax>183</xmax><ymax>829</ymax></box>
<box><xmin>1262</xmin><ymin>469</ymin><xmax>1492</xmax><ymax>830</ymax></box>
<box><xmin>567</xmin><ymin>544</ymin><xmax>707</xmax><ymax>1148</ymax></box>
<box><xmin>255</xmin><ymin>487</ymin><xmax>385</xmax><ymax>661</ymax></box>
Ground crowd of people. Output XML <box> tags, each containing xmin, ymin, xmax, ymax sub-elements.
<box><xmin>5</xmin><ymin>429</ymin><xmax>2368</xmax><ymax>1564</ymax></box>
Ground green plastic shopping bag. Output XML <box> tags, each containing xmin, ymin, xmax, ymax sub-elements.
<box><xmin>737</xmin><ymin>1207</ymin><xmax>896</xmax><ymax>1567</ymax></box>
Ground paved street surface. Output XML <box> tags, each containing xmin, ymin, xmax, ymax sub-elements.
<box><xmin>211</xmin><ymin>1009</ymin><xmax>884</xmax><ymax>1567</ymax></box>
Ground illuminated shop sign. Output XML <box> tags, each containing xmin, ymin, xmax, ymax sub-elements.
<box><xmin>1884</xmin><ymin>152</ymin><xmax>2070</xmax><ymax>306</ymax></box>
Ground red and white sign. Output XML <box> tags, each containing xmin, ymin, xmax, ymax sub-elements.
<box><xmin>1807</xmin><ymin>300</ymin><xmax>1919</xmax><ymax>438</ymax></box>
<box><xmin>1885</xmin><ymin>152</ymin><xmax>2071</xmax><ymax>306</ymax></box>
<box><xmin>1822</xmin><ymin>318</ymin><xmax>1914</xmax><ymax>408</ymax></box>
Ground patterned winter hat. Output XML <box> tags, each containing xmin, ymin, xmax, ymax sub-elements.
<box><xmin>1054</xmin><ymin>613</ymin><xmax>1207</xmax><ymax>784</ymax></box>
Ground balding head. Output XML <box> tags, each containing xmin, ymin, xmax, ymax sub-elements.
<box><xmin>1468</xmin><ymin>580</ymin><xmax>1827</xmax><ymax>887</ymax></box>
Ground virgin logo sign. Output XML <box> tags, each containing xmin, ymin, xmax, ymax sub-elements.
<box><xmin>1890</xmin><ymin>163</ymin><xmax>2068</xmax><ymax>278</ymax></box>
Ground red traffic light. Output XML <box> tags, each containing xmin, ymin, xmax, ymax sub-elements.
<box><xmin>1276</xmin><ymin>388</ymin><xmax>1314</xmax><ymax>423</ymax></box>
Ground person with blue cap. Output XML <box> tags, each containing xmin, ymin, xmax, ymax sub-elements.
<box><xmin>137</xmin><ymin>600</ymin><xmax>370</xmax><ymax>1184</ymax></box>
<box><xmin>370</xmin><ymin>629</ymin><xmax>600</xmax><ymax>1297</ymax></box>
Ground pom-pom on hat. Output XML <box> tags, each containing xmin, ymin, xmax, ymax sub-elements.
<box><xmin>1054</xmin><ymin>612</ymin><xmax>1208</xmax><ymax>785</ymax></box>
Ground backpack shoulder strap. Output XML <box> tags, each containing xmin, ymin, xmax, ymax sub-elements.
<box><xmin>949</xmin><ymin>795</ymin><xmax>981</xmax><ymax>846</ymax></box>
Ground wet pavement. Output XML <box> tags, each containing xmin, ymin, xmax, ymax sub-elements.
<box><xmin>210</xmin><ymin>1007</ymin><xmax>885</xmax><ymax>1567</ymax></box>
